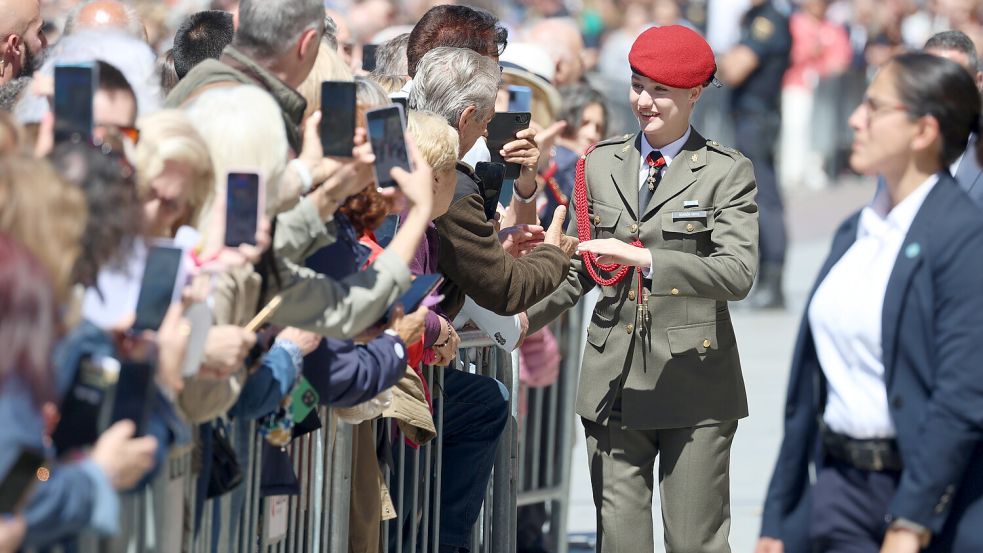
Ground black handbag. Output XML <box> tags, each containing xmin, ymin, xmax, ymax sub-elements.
<box><xmin>206</xmin><ymin>421</ymin><xmax>243</xmax><ymax>498</ymax></box>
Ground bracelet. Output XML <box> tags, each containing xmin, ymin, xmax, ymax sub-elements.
<box><xmin>513</xmin><ymin>180</ymin><xmax>536</xmax><ymax>204</ymax></box>
<box><xmin>433</xmin><ymin>319</ymin><xmax>453</xmax><ymax>348</ymax></box>
<box><xmin>289</xmin><ymin>158</ymin><xmax>314</xmax><ymax>194</ymax></box>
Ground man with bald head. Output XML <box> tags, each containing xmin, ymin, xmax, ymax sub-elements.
<box><xmin>0</xmin><ymin>0</ymin><xmax>47</xmax><ymax>109</ymax></box>
<box><xmin>63</xmin><ymin>0</ymin><xmax>146</xmax><ymax>41</ymax></box>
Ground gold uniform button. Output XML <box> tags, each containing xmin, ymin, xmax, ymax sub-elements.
<box><xmin>685</xmin><ymin>223</ymin><xmax>695</xmax><ymax>232</ymax></box>
<box><xmin>626</xmin><ymin>324</ymin><xmax>634</xmax><ymax>334</ymax></box>
<box><xmin>703</xmin><ymin>339</ymin><xmax>712</xmax><ymax>348</ymax></box>
<box><xmin>629</xmin><ymin>223</ymin><xmax>639</xmax><ymax>234</ymax></box>
<box><xmin>671</xmin><ymin>288</ymin><xmax>680</xmax><ymax>296</ymax></box>
<box><xmin>628</xmin><ymin>290</ymin><xmax>636</xmax><ymax>301</ymax></box>
<box><xmin>593</xmin><ymin>215</ymin><xmax>601</xmax><ymax>225</ymax></box>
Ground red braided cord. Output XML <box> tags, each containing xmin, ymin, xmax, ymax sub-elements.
<box><xmin>574</xmin><ymin>145</ymin><xmax>644</xmax><ymax>287</ymax></box>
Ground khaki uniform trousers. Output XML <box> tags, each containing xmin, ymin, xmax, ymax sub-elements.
<box><xmin>583</xmin><ymin>398</ymin><xmax>737</xmax><ymax>553</ymax></box>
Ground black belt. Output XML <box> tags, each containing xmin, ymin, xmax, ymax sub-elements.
<box><xmin>822</xmin><ymin>427</ymin><xmax>903</xmax><ymax>472</ymax></box>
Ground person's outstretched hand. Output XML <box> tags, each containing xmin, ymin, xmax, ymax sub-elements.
<box><xmin>542</xmin><ymin>205</ymin><xmax>578</xmax><ymax>257</ymax></box>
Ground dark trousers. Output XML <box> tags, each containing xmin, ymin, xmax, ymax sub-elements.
<box><xmin>439</xmin><ymin>369</ymin><xmax>510</xmax><ymax>551</ymax></box>
<box><xmin>734</xmin><ymin>111</ymin><xmax>787</xmax><ymax>266</ymax></box>
<box><xmin>809</xmin><ymin>458</ymin><xmax>900</xmax><ymax>553</ymax></box>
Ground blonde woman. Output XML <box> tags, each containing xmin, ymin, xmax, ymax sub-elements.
<box><xmin>297</xmin><ymin>42</ymin><xmax>355</xmax><ymax>121</ymax></box>
<box><xmin>135</xmin><ymin>110</ymin><xmax>214</xmax><ymax>239</ymax></box>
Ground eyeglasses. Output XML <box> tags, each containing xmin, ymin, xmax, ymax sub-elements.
<box><xmin>95</xmin><ymin>124</ymin><xmax>140</xmax><ymax>145</ymax></box>
<box><xmin>860</xmin><ymin>95</ymin><xmax>908</xmax><ymax>118</ymax></box>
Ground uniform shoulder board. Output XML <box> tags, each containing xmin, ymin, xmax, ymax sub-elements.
<box><xmin>593</xmin><ymin>133</ymin><xmax>635</xmax><ymax>149</ymax></box>
<box><xmin>705</xmin><ymin>139</ymin><xmax>743</xmax><ymax>158</ymax></box>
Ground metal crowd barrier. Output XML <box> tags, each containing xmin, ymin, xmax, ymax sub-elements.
<box><xmin>33</xmin><ymin>331</ymin><xmax>529</xmax><ymax>553</ymax></box>
<box><xmin>382</xmin><ymin>330</ymin><xmax>518</xmax><ymax>553</ymax></box>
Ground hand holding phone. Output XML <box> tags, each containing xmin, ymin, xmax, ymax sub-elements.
<box><xmin>487</xmin><ymin>112</ymin><xmax>532</xmax><ymax>179</ymax></box>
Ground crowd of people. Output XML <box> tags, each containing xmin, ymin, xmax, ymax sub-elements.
<box><xmin>2</xmin><ymin>1</ymin><xmax>983</xmax><ymax>553</ymax></box>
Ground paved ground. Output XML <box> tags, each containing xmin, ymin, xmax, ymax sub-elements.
<box><xmin>565</xmin><ymin>177</ymin><xmax>877</xmax><ymax>552</ymax></box>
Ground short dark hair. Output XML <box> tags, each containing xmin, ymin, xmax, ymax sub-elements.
<box><xmin>96</xmin><ymin>60</ymin><xmax>135</xmax><ymax>101</ymax></box>
<box><xmin>925</xmin><ymin>30</ymin><xmax>979</xmax><ymax>73</ymax></box>
<box><xmin>406</xmin><ymin>5</ymin><xmax>507</xmax><ymax>78</ymax></box>
<box><xmin>890</xmin><ymin>52</ymin><xmax>981</xmax><ymax>167</ymax></box>
<box><xmin>173</xmin><ymin>10</ymin><xmax>235</xmax><ymax>79</ymax></box>
<box><xmin>557</xmin><ymin>84</ymin><xmax>607</xmax><ymax>139</ymax></box>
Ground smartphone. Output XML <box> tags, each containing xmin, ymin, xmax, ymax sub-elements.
<box><xmin>319</xmin><ymin>81</ymin><xmax>357</xmax><ymax>157</ymax></box>
<box><xmin>224</xmin><ymin>172</ymin><xmax>263</xmax><ymax>247</ymax></box>
<box><xmin>108</xmin><ymin>359</ymin><xmax>156</xmax><ymax>437</ymax></box>
<box><xmin>53</xmin><ymin>62</ymin><xmax>98</xmax><ymax>143</ymax></box>
<box><xmin>474</xmin><ymin>162</ymin><xmax>506</xmax><ymax>221</ymax></box>
<box><xmin>374</xmin><ymin>214</ymin><xmax>400</xmax><ymax>248</ymax></box>
<box><xmin>366</xmin><ymin>105</ymin><xmax>412</xmax><ymax>189</ymax></box>
<box><xmin>51</xmin><ymin>354</ymin><xmax>118</xmax><ymax>455</ymax></box>
<box><xmin>361</xmin><ymin>44</ymin><xmax>379</xmax><ymax>72</ymax></box>
<box><xmin>0</xmin><ymin>448</ymin><xmax>45</xmax><ymax>513</ymax></box>
<box><xmin>133</xmin><ymin>244</ymin><xmax>185</xmax><ymax>332</ymax></box>
<box><xmin>507</xmin><ymin>85</ymin><xmax>532</xmax><ymax>113</ymax></box>
<box><xmin>390</xmin><ymin>95</ymin><xmax>408</xmax><ymax>113</ymax></box>
<box><xmin>180</xmin><ymin>302</ymin><xmax>212</xmax><ymax>377</ymax></box>
<box><xmin>486</xmin><ymin>111</ymin><xmax>532</xmax><ymax>180</ymax></box>
<box><xmin>290</xmin><ymin>377</ymin><xmax>319</xmax><ymax>423</ymax></box>
<box><xmin>379</xmin><ymin>274</ymin><xmax>444</xmax><ymax>325</ymax></box>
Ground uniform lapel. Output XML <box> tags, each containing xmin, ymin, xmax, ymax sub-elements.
<box><xmin>881</xmin><ymin>182</ymin><xmax>942</xmax><ymax>386</ymax></box>
<box><xmin>610</xmin><ymin>134</ymin><xmax>641</xmax><ymax>220</ymax></box>
<box><xmin>641</xmin><ymin>129</ymin><xmax>705</xmax><ymax>220</ymax></box>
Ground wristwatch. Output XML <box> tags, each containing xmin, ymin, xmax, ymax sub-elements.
<box><xmin>513</xmin><ymin>181</ymin><xmax>536</xmax><ymax>204</ymax></box>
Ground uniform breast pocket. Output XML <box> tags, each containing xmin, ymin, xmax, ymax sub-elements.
<box><xmin>661</xmin><ymin>208</ymin><xmax>715</xmax><ymax>254</ymax></box>
<box><xmin>589</xmin><ymin>201</ymin><xmax>623</xmax><ymax>240</ymax></box>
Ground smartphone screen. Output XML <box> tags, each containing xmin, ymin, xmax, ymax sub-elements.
<box><xmin>133</xmin><ymin>245</ymin><xmax>184</xmax><ymax>332</ymax></box>
<box><xmin>0</xmin><ymin>448</ymin><xmax>45</xmax><ymax>513</ymax></box>
<box><xmin>225</xmin><ymin>172</ymin><xmax>261</xmax><ymax>247</ymax></box>
<box><xmin>507</xmin><ymin>85</ymin><xmax>532</xmax><ymax>113</ymax></box>
<box><xmin>361</xmin><ymin>44</ymin><xmax>379</xmax><ymax>72</ymax></box>
<box><xmin>380</xmin><ymin>274</ymin><xmax>443</xmax><ymax>324</ymax></box>
<box><xmin>53</xmin><ymin>63</ymin><xmax>97</xmax><ymax>143</ymax></box>
<box><xmin>366</xmin><ymin>105</ymin><xmax>412</xmax><ymax>188</ymax></box>
<box><xmin>474</xmin><ymin>162</ymin><xmax>506</xmax><ymax>221</ymax></box>
<box><xmin>320</xmin><ymin>81</ymin><xmax>356</xmax><ymax>157</ymax></box>
<box><xmin>109</xmin><ymin>360</ymin><xmax>156</xmax><ymax>437</ymax></box>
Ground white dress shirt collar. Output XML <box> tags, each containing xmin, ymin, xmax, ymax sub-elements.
<box><xmin>862</xmin><ymin>174</ymin><xmax>939</xmax><ymax>237</ymax></box>
<box><xmin>637</xmin><ymin>127</ymin><xmax>692</xmax><ymax>192</ymax></box>
<box><xmin>640</xmin><ymin>126</ymin><xmax>692</xmax><ymax>168</ymax></box>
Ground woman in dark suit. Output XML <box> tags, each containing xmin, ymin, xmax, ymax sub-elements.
<box><xmin>756</xmin><ymin>53</ymin><xmax>983</xmax><ymax>553</ymax></box>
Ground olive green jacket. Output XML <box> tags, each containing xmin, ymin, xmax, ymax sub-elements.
<box><xmin>527</xmin><ymin>129</ymin><xmax>758</xmax><ymax>429</ymax></box>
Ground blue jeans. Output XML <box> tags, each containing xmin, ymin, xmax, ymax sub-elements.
<box><xmin>438</xmin><ymin>369</ymin><xmax>510</xmax><ymax>551</ymax></box>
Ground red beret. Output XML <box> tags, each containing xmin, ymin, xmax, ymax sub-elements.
<box><xmin>628</xmin><ymin>25</ymin><xmax>716</xmax><ymax>89</ymax></box>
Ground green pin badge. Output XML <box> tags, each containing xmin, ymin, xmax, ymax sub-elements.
<box><xmin>905</xmin><ymin>242</ymin><xmax>921</xmax><ymax>259</ymax></box>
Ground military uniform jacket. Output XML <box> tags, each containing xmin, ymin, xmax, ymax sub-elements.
<box><xmin>527</xmin><ymin>128</ymin><xmax>759</xmax><ymax>429</ymax></box>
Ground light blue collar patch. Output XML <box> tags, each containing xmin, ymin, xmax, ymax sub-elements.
<box><xmin>904</xmin><ymin>242</ymin><xmax>921</xmax><ymax>259</ymax></box>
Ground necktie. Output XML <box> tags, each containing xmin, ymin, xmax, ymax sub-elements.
<box><xmin>639</xmin><ymin>150</ymin><xmax>665</xmax><ymax>213</ymax></box>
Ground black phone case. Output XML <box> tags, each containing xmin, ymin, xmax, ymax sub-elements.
<box><xmin>51</xmin><ymin>355</ymin><xmax>110</xmax><ymax>455</ymax></box>
<box><xmin>0</xmin><ymin>448</ymin><xmax>44</xmax><ymax>513</ymax></box>
<box><xmin>320</xmin><ymin>82</ymin><xmax>356</xmax><ymax>157</ymax></box>
<box><xmin>486</xmin><ymin>112</ymin><xmax>531</xmax><ymax>180</ymax></box>
<box><xmin>109</xmin><ymin>360</ymin><xmax>157</xmax><ymax>437</ymax></box>
<box><xmin>475</xmin><ymin>162</ymin><xmax>506</xmax><ymax>220</ymax></box>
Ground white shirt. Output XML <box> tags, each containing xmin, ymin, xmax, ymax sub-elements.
<box><xmin>808</xmin><ymin>175</ymin><xmax>938</xmax><ymax>439</ymax></box>
<box><xmin>637</xmin><ymin>127</ymin><xmax>692</xmax><ymax>191</ymax></box>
